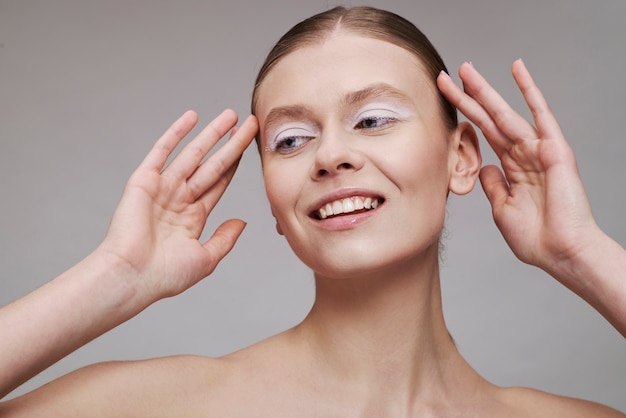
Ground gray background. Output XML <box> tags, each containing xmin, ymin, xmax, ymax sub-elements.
<box><xmin>1</xmin><ymin>0</ymin><xmax>625</xmax><ymax>410</ymax></box>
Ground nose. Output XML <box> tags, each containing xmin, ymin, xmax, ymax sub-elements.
<box><xmin>310</xmin><ymin>130</ymin><xmax>365</xmax><ymax>180</ymax></box>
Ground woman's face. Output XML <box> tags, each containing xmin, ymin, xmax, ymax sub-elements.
<box><xmin>255</xmin><ymin>34</ymin><xmax>470</xmax><ymax>278</ymax></box>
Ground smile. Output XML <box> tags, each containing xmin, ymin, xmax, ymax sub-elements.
<box><xmin>315</xmin><ymin>196</ymin><xmax>383</xmax><ymax>220</ymax></box>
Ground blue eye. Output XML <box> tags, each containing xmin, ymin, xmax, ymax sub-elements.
<box><xmin>354</xmin><ymin>115</ymin><xmax>397</xmax><ymax>131</ymax></box>
<box><xmin>274</xmin><ymin>135</ymin><xmax>312</xmax><ymax>153</ymax></box>
<box><xmin>268</xmin><ymin>127</ymin><xmax>315</xmax><ymax>154</ymax></box>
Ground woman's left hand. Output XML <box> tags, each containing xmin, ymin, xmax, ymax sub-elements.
<box><xmin>437</xmin><ymin>60</ymin><xmax>598</xmax><ymax>276</ymax></box>
<box><xmin>438</xmin><ymin>60</ymin><xmax>626</xmax><ymax>336</ymax></box>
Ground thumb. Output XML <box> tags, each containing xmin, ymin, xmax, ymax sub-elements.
<box><xmin>201</xmin><ymin>219</ymin><xmax>247</xmax><ymax>273</ymax></box>
<box><xmin>479</xmin><ymin>165</ymin><xmax>509</xmax><ymax>218</ymax></box>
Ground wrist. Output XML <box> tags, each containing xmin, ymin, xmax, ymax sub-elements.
<box><xmin>84</xmin><ymin>246</ymin><xmax>156</xmax><ymax>318</ymax></box>
<box><xmin>545</xmin><ymin>226</ymin><xmax>625</xmax><ymax>308</ymax></box>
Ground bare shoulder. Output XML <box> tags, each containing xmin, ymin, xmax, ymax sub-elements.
<box><xmin>498</xmin><ymin>386</ymin><xmax>625</xmax><ymax>417</ymax></box>
<box><xmin>0</xmin><ymin>355</ymin><xmax>224</xmax><ymax>417</ymax></box>
<box><xmin>0</xmin><ymin>335</ymin><xmax>295</xmax><ymax>417</ymax></box>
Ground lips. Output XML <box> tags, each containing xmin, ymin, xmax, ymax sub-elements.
<box><xmin>314</xmin><ymin>196</ymin><xmax>383</xmax><ymax>220</ymax></box>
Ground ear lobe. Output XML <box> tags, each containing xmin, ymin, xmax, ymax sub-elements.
<box><xmin>448</xmin><ymin>122</ymin><xmax>481</xmax><ymax>195</ymax></box>
<box><xmin>270</xmin><ymin>208</ymin><xmax>284</xmax><ymax>235</ymax></box>
<box><xmin>275</xmin><ymin>220</ymin><xmax>284</xmax><ymax>236</ymax></box>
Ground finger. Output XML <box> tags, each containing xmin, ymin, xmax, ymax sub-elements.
<box><xmin>511</xmin><ymin>59</ymin><xmax>564</xmax><ymax>140</ymax></box>
<box><xmin>164</xmin><ymin>109</ymin><xmax>239</xmax><ymax>180</ymax></box>
<box><xmin>138</xmin><ymin>110</ymin><xmax>199</xmax><ymax>173</ymax></box>
<box><xmin>195</xmin><ymin>155</ymin><xmax>241</xmax><ymax>216</ymax></box>
<box><xmin>201</xmin><ymin>218</ymin><xmax>247</xmax><ymax>275</ymax></box>
<box><xmin>479</xmin><ymin>165</ymin><xmax>510</xmax><ymax>216</ymax></box>
<box><xmin>194</xmin><ymin>126</ymin><xmax>241</xmax><ymax>207</ymax></box>
<box><xmin>187</xmin><ymin>115</ymin><xmax>258</xmax><ymax>200</ymax></box>
<box><xmin>458</xmin><ymin>62</ymin><xmax>537</xmax><ymax>143</ymax></box>
<box><xmin>196</xmin><ymin>122</ymin><xmax>240</xmax><ymax>202</ymax></box>
<box><xmin>437</xmin><ymin>71</ymin><xmax>510</xmax><ymax>158</ymax></box>
<box><xmin>194</xmin><ymin>126</ymin><xmax>242</xmax><ymax>208</ymax></box>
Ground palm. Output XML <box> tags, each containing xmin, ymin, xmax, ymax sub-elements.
<box><xmin>99</xmin><ymin>110</ymin><xmax>258</xmax><ymax>299</ymax></box>
<box><xmin>439</xmin><ymin>60</ymin><xmax>596</xmax><ymax>271</ymax></box>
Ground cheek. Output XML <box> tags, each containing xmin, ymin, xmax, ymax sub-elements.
<box><xmin>382</xmin><ymin>139</ymin><xmax>451</xmax><ymax>192</ymax></box>
<box><xmin>263</xmin><ymin>172</ymin><xmax>282</xmax><ymax>215</ymax></box>
<box><xmin>262</xmin><ymin>161</ymin><xmax>302</xmax><ymax>221</ymax></box>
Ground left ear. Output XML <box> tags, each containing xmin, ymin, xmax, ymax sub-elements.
<box><xmin>447</xmin><ymin>121</ymin><xmax>481</xmax><ymax>195</ymax></box>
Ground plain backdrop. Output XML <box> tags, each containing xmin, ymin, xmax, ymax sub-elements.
<box><xmin>1</xmin><ymin>0</ymin><xmax>625</xmax><ymax>410</ymax></box>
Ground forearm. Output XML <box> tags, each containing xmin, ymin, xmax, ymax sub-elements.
<box><xmin>548</xmin><ymin>228</ymin><xmax>626</xmax><ymax>338</ymax></box>
<box><xmin>0</xmin><ymin>249</ymin><xmax>149</xmax><ymax>398</ymax></box>
<box><xmin>0</xmin><ymin>109</ymin><xmax>254</xmax><ymax>400</ymax></box>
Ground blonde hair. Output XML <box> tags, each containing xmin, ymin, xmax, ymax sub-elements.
<box><xmin>251</xmin><ymin>6</ymin><xmax>458</xmax><ymax>129</ymax></box>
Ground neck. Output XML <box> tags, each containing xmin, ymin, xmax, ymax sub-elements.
<box><xmin>292</xmin><ymin>247</ymin><xmax>487</xmax><ymax>410</ymax></box>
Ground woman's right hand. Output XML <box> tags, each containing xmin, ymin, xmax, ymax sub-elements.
<box><xmin>0</xmin><ymin>110</ymin><xmax>258</xmax><ymax>398</ymax></box>
<box><xmin>98</xmin><ymin>109</ymin><xmax>258</xmax><ymax>302</ymax></box>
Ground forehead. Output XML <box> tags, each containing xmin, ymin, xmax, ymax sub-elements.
<box><xmin>255</xmin><ymin>34</ymin><xmax>438</xmax><ymax>120</ymax></box>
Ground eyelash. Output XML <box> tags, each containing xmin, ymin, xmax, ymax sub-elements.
<box><xmin>354</xmin><ymin>115</ymin><xmax>397</xmax><ymax>131</ymax></box>
<box><xmin>271</xmin><ymin>135</ymin><xmax>314</xmax><ymax>154</ymax></box>
<box><xmin>267</xmin><ymin>110</ymin><xmax>401</xmax><ymax>154</ymax></box>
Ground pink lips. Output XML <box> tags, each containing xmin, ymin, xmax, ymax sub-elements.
<box><xmin>315</xmin><ymin>196</ymin><xmax>382</xmax><ymax>220</ymax></box>
<box><xmin>308</xmin><ymin>188</ymin><xmax>384</xmax><ymax>229</ymax></box>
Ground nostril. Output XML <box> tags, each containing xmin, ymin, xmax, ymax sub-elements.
<box><xmin>315</xmin><ymin>163</ymin><xmax>353</xmax><ymax>179</ymax></box>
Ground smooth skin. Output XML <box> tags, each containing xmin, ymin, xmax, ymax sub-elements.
<box><xmin>0</xmin><ymin>109</ymin><xmax>258</xmax><ymax>399</ymax></box>
<box><xmin>0</xmin><ymin>37</ymin><xmax>624</xmax><ymax>416</ymax></box>
<box><xmin>438</xmin><ymin>60</ymin><xmax>626</xmax><ymax>336</ymax></box>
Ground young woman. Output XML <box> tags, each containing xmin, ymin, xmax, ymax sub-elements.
<box><xmin>0</xmin><ymin>6</ymin><xmax>624</xmax><ymax>416</ymax></box>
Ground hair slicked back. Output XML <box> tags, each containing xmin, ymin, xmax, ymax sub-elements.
<box><xmin>251</xmin><ymin>6</ymin><xmax>458</xmax><ymax>129</ymax></box>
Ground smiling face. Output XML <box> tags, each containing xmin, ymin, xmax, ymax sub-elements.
<box><xmin>255</xmin><ymin>34</ymin><xmax>477</xmax><ymax>279</ymax></box>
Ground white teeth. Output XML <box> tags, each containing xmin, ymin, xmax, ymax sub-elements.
<box><xmin>332</xmin><ymin>200</ymin><xmax>343</xmax><ymax>214</ymax></box>
<box><xmin>325</xmin><ymin>202</ymin><xmax>333</xmax><ymax>216</ymax></box>
<box><xmin>317</xmin><ymin>196</ymin><xmax>381</xmax><ymax>219</ymax></box>
<box><xmin>342</xmin><ymin>198</ymin><xmax>355</xmax><ymax>213</ymax></box>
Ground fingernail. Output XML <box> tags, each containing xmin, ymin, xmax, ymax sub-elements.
<box><xmin>440</xmin><ymin>70</ymin><xmax>452</xmax><ymax>80</ymax></box>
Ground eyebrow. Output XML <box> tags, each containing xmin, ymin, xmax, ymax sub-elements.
<box><xmin>263</xmin><ymin>104</ymin><xmax>314</xmax><ymax>134</ymax></box>
<box><xmin>262</xmin><ymin>83</ymin><xmax>413</xmax><ymax>132</ymax></box>
<box><xmin>342</xmin><ymin>83</ymin><xmax>413</xmax><ymax>107</ymax></box>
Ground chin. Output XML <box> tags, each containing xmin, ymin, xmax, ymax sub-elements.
<box><xmin>304</xmin><ymin>243</ymin><xmax>439</xmax><ymax>281</ymax></box>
